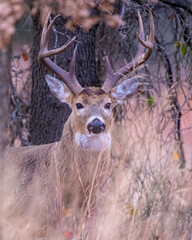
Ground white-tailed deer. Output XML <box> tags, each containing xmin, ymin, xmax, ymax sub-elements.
<box><xmin>1</xmin><ymin>8</ymin><xmax>154</xmax><ymax>239</ymax></box>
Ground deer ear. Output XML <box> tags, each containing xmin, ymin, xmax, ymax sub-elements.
<box><xmin>110</xmin><ymin>77</ymin><xmax>141</xmax><ymax>103</ymax></box>
<box><xmin>45</xmin><ymin>74</ymin><xmax>72</xmax><ymax>104</ymax></box>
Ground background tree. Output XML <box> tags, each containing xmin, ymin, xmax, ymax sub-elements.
<box><xmin>0</xmin><ymin>0</ymin><xmax>25</xmax><ymax>155</ymax></box>
<box><xmin>0</xmin><ymin>46</ymin><xmax>11</xmax><ymax>157</ymax></box>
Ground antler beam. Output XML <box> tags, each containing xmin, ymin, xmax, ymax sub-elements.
<box><xmin>38</xmin><ymin>11</ymin><xmax>83</xmax><ymax>95</ymax></box>
<box><xmin>102</xmin><ymin>6</ymin><xmax>155</xmax><ymax>92</ymax></box>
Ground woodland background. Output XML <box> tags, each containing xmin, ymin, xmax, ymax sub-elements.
<box><xmin>0</xmin><ymin>0</ymin><xmax>192</xmax><ymax>239</ymax></box>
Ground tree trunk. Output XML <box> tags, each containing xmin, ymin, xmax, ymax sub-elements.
<box><xmin>0</xmin><ymin>46</ymin><xmax>11</xmax><ymax>156</ymax></box>
<box><xmin>29</xmin><ymin>13</ymin><xmax>99</xmax><ymax>145</ymax></box>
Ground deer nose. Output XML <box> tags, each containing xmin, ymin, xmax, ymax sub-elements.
<box><xmin>87</xmin><ymin>118</ymin><xmax>105</xmax><ymax>134</ymax></box>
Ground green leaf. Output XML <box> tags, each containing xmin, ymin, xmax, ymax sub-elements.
<box><xmin>181</xmin><ymin>43</ymin><xmax>187</xmax><ymax>55</ymax></box>
<box><xmin>147</xmin><ymin>96</ymin><xmax>154</xmax><ymax>107</ymax></box>
<box><xmin>175</xmin><ymin>41</ymin><xmax>181</xmax><ymax>47</ymax></box>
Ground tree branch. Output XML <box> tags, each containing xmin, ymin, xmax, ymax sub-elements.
<box><xmin>160</xmin><ymin>0</ymin><xmax>192</xmax><ymax>15</ymax></box>
<box><xmin>156</xmin><ymin>37</ymin><xmax>186</xmax><ymax>168</ymax></box>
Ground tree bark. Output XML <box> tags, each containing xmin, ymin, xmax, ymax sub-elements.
<box><xmin>29</xmin><ymin>13</ymin><xmax>99</xmax><ymax>145</ymax></box>
<box><xmin>0</xmin><ymin>46</ymin><xmax>11</xmax><ymax>157</ymax></box>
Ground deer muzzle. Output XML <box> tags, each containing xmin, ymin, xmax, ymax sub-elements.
<box><xmin>87</xmin><ymin>118</ymin><xmax>105</xmax><ymax>134</ymax></box>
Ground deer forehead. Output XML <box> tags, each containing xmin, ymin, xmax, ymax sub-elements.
<box><xmin>74</xmin><ymin>87</ymin><xmax>112</xmax><ymax>105</ymax></box>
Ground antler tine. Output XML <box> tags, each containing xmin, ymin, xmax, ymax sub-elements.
<box><xmin>40</xmin><ymin>11</ymin><xmax>61</xmax><ymax>53</ymax></box>
<box><xmin>136</xmin><ymin>6</ymin><xmax>154</xmax><ymax>62</ymax></box>
<box><xmin>105</xmin><ymin>56</ymin><xmax>113</xmax><ymax>76</ymax></box>
<box><xmin>39</xmin><ymin>11</ymin><xmax>83</xmax><ymax>95</ymax></box>
<box><xmin>70</xmin><ymin>46</ymin><xmax>77</xmax><ymax>76</ymax></box>
<box><xmin>149</xmin><ymin>7</ymin><xmax>155</xmax><ymax>43</ymax></box>
<box><xmin>102</xmin><ymin>6</ymin><xmax>154</xmax><ymax>92</ymax></box>
<box><xmin>135</xmin><ymin>10</ymin><xmax>145</xmax><ymax>59</ymax></box>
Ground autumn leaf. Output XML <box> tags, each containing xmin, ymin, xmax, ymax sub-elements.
<box><xmin>64</xmin><ymin>231</ymin><xmax>72</xmax><ymax>239</ymax></box>
<box><xmin>22</xmin><ymin>44</ymin><xmax>30</xmax><ymax>61</ymax></box>
<box><xmin>169</xmin><ymin>13</ymin><xmax>175</xmax><ymax>20</ymax></box>
<box><xmin>175</xmin><ymin>41</ymin><xmax>181</xmax><ymax>48</ymax></box>
<box><xmin>98</xmin><ymin>1</ymin><xmax>114</xmax><ymax>13</ymax></box>
<box><xmin>126</xmin><ymin>206</ymin><xmax>139</xmax><ymax>216</ymax></box>
<box><xmin>81</xmin><ymin>16</ymin><xmax>99</xmax><ymax>32</ymax></box>
<box><xmin>22</xmin><ymin>53</ymin><xmax>28</xmax><ymax>61</ymax></box>
<box><xmin>62</xmin><ymin>208</ymin><xmax>72</xmax><ymax>217</ymax></box>
<box><xmin>65</xmin><ymin>19</ymin><xmax>75</xmax><ymax>31</ymax></box>
<box><xmin>173</xmin><ymin>153</ymin><xmax>179</xmax><ymax>161</ymax></box>
<box><xmin>105</xmin><ymin>14</ymin><xmax>125</xmax><ymax>28</ymax></box>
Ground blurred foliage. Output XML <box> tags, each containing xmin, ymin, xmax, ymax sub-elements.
<box><xmin>0</xmin><ymin>0</ymin><xmax>25</xmax><ymax>49</ymax></box>
<box><xmin>0</xmin><ymin>0</ymin><xmax>126</xmax><ymax>49</ymax></box>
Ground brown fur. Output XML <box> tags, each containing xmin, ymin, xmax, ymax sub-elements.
<box><xmin>80</xmin><ymin>87</ymin><xmax>106</xmax><ymax>96</ymax></box>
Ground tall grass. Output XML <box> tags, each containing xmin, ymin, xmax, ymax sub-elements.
<box><xmin>1</xmin><ymin>100</ymin><xmax>192</xmax><ymax>240</ymax></box>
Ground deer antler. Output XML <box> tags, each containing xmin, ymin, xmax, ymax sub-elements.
<box><xmin>39</xmin><ymin>11</ymin><xmax>83</xmax><ymax>95</ymax></box>
<box><xmin>102</xmin><ymin>6</ymin><xmax>155</xmax><ymax>92</ymax></box>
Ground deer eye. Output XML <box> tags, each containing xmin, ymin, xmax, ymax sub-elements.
<box><xmin>104</xmin><ymin>103</ymin><xmax>111</xmax><ymax>110</ymax></box>
<box><xmin>76</xmin><ymin>103</ymin><xmax>84</xmax><ymax>110</ymax></box>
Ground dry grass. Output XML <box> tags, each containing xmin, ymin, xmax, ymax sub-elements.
<box><xmin>1</xmin><ymin>99</ymin><xmax>192</xmax><ymax>240</ymax></box>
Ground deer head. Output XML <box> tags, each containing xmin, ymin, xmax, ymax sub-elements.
<box><xmin>39</xmin><ymin>8</ymin><xmax>154</xmax><ymax>151</ymax></box>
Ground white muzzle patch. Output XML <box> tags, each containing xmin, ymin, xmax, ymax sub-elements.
<box><xmin>75</xmin><ymin>132</ymin><xmax>111</xmax><ymax>151</ymax></box>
